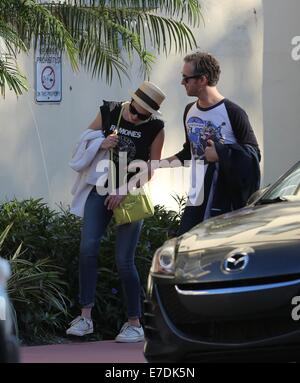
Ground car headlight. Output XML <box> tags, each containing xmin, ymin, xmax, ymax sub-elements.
<box><xmin>151</xmin><ymin>239</ymin><xmax>177</xmax><ymax>275</ymax></box>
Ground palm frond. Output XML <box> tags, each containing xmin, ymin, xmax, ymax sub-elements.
<box><xmin>98</xmin><ymin>0</ymin><xmax>202</xmax><ymax>27</ymax></box>
<box><xmin>0</xmin><ymin>0</ymin><xmax>78</xmax><ymax>70</ymax></box>
<box><xmin>0</xmin><ymin>54</ymin><xmax>28</xmax><ymax>98</ymax></box>
<box><xmin>0</xmin><ymin>20</ymin><xmax>27</xmax><ymax>56</ymax></box>
<box><xmin>52</xmin><ymin>0</ymin><xmax>201</xmax><ymax>72</ymax></box>
<box><xmin>0</xmin><ymin>0</ymin><xmax>202</xmax><ymax>96</ymax></box>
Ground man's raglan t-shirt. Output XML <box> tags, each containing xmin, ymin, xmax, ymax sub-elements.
<box><xmin>186</xmin><ymin>100</ymin><xmax>238</xmax><ymax>161</ymax></box>
<box><xmin>175</xmin><ymin>99</ymin><xmax>259</xmax><ymax>213</ymax></box>
<box><xmin>100</xmin><ymin>101</ymin><xmax>164</xmax><ymax>187</ymax></box>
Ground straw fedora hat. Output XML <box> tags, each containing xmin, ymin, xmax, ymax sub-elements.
<box><xmin>130</xmin><ymin>81</ymin><xmax>166</xmax><ymax>116</ymax></box>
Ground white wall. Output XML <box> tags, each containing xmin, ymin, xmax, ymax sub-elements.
<box><xmin>262</xmin><ymin>0</ymin><xmax>300</xmax><ymax>184</ymax></box>
<box><xmin>0</xmin><ymin>53</ymin><xmax>144</xmax><ymax>207</ymax></box>
<box><xmin>0</xmin><ymin>0</ymin><xmax>267</xmax><ymax>211</ymax></box>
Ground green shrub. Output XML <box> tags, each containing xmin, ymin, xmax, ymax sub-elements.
<box><xmin>0</xmin><ymin>223</ymin><xmax>69</xmax><ymax>345</ymax></box>
<box><xmin>0</xmin><ymin>196</ymin><xmax>184</xmax><ymax>344</ymax></box>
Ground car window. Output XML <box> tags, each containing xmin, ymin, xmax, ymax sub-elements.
<box><xmin>262</xmin><ymin>162</ymin><xmax>300</xmax><ymax>201</ymax></box>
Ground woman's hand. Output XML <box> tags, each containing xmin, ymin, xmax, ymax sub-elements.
<box><xmin>104</xmin><ymin>194</ymin><xmax>126</xmax><ymax>210</ymax></box>
<box><xmin>100</xmin><ymin>134</ymin><xmax>119</xmax><ymax>150</ymax></box>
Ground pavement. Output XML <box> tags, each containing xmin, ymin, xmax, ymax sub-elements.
<box><xmin>20</xmin><ymin>341</ymin><xmax>145</xmax><ymax>363</ymax></box>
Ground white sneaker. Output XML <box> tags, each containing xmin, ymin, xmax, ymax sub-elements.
<box><xmin>66</xmin><ymin>316</ymin><xmax>94</xmax><ymax>337</ymax></box>
<box><xmin>115</xmin><ymin>322</ymin><xmax>144</xmax><ymax>343</ymax></box>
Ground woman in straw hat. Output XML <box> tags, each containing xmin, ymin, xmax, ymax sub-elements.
<box><xmin>67</xmin><ymin>82</ymin><xmax>166</xmax><ymax>342</ymax></box>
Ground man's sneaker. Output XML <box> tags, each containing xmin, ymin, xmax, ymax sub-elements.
<box><xmin>115</xmin><ymin>322</ymin><xmax>144</xmax><ymax>343</ymax></box>
<box><xmin>66</xmin><ymin>316</ymin><xmax>94</xmax><ymax>337</ymax></box>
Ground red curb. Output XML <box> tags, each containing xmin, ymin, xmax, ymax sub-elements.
<box><xmin>20</xmin><ymin>341</ymin><xmax>146</xmax><ymax>363</ymax></box>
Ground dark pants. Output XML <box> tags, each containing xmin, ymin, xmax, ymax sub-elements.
<box><xmin>177</xmin><ymin>163</ymin><xmax>219</xmax><ymax>236</ymax></box>
<box><xmin>177</xmin><ymin>205</ymin><xmax>206</xmax><ymax>237</ymax></box>
<box><xmin>79</xmin><ymin>188</ymin><xmax>143</xmax><ymax>319</ymax></box>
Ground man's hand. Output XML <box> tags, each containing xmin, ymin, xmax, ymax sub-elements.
<box><xmin>100</xmin><ymin>134</ymin><xmax>119</xmax><ymax>150</ymax></box>
<box><xmin>204</xmin><ymin>140</ymin><xmax>219</xmax><ymax>163</ymax></box>
<box><xmin>104</xmin><ymin>194</ymin><xmax>126</xmax><ymax>210</ymax></box>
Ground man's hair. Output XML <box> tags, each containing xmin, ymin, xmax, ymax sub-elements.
<box><xmin>184</xmin><ymin>52</ymin><xmax>221</xmax><ymax>86</ymax></box>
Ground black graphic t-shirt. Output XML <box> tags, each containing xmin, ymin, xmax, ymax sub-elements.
<box><xmin>100</xmin><ymin>100</ymin><xmax>164</xmax><ymax>187</ymax></box>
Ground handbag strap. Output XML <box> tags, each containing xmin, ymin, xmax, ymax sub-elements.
<box><xmin>115</xmin><ymin>102</ymin><xmax>126</xmax><ymax>134</ymax></box>
<box><xmin>110</xmin><ymin>103</ymin><xmax>126</xmax><ymax>192</ymax></box>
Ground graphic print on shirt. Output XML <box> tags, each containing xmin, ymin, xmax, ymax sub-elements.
<box><xmin>110</xmin><ymin>124</ymin><xmax>137</xmax><ymax>164</ymax></box>
<box><xmin>186</xmin><ymin>116</ymin><xmax>225</xmax><ymax>162</ymax></box>
<box><xmin>116</xmin><ymin>136</ymin><xmax>136</xmax><ymax>163</ymax></box>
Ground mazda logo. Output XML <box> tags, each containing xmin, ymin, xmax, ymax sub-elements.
<box><xmin>223</xmin><ymin>252</ymin><xmax>250</xmax><ymax>273</ymax></box>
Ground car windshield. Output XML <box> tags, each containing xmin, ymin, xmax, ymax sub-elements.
<box><xmin>259</xmin><ymin>162</ymin><xmax>300</xmax><ymax>204</ymax></box>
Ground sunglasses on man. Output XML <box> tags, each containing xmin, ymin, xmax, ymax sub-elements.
<box><xmin>129</xmin><ymin>102</ymin><xmax>151</xmax><ymax>121</ymax></box>
<box><xmin>182</xmin><ymin>73</ymin><xmax>206</xmax><ymax>84</ymax></box>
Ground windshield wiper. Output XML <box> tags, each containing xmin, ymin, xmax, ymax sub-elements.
<box><xmin>257</xmin><ymin>196</ymin><xmax>289</xmax><ymax>205</ymax></box>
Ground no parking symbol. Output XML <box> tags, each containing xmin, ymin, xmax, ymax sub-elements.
<box><xmin>41</xmin><ymin>66</ymin><xmax>55</xmax><ymax>91</ymax></box>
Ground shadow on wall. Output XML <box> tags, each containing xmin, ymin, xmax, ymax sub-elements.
<box><xmin>217</xmin><ymin>6</ymin><xmax>264</xmax><ymax>185</ymax></box>
<box><xmin>210</xmin><ymin>6</ymin><xmax>263</xmax><ymax>135</ymax></box>
<box><xmin>262</xmin><ymin>0</ymin><xmax>300</xmax><ymax>185</ymax></box>
<box><xmin>150</xmin><ymin>0</ymin><xmax>264</xmax><ymax>190</ymax></box>
<box><xmin>0</xmin><ymin>90</ymin><xmax>51</xmax><ymax>204</ymax></box>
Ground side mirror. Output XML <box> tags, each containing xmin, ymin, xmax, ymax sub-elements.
<box><xmin>246</xmin><ymin>186</ymin><xmax>270</xmax><ymax>206</ymax></box>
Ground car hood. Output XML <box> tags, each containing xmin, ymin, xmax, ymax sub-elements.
<box><xmin>175</xmin><ymin>201</ymin><xmax>300</xmax><ymax>282</ymax></box>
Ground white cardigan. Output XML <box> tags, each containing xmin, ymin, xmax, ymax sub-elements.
<box><xmin>69</xmin><ymin>129</ymin><xmax>109</xmax><ymax>217</ymax></box>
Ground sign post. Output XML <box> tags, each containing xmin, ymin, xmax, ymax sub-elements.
<box><xmin>35</xmin><ymin>42</ymin><xmax>62</xmax><ymax>103</ymax></box>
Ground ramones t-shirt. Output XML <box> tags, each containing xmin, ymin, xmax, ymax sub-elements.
<box><xmin>100</xmin><ymin>101</ymin><xmax>164</xmax><ymax>188</ymax></box>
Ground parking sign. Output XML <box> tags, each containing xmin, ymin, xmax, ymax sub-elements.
<box><xmin>35</xmin><ymin>42</ymin><xmax>62</xmax><ymax>103</ymax></box>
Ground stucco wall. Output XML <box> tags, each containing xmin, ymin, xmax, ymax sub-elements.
<box><xmin>0</xmin><ymin>0</ymin><xmax>267</xmax><ymax>210</ymax></box>
<box><xmin>262</xmin><ymin>0</ymin><xmax>300</xmax><ymax>184</ymax></box>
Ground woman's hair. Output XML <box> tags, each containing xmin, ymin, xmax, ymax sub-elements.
<box><xmin>184</xmin><ymin>52</ymin><xmax>221</xmax><ymax>86</ymax></box>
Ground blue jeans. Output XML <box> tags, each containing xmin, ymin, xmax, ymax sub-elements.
<box><xmin>79</xmin><ymin>187</ymin><xmax>143</xmax><ymax>319</ymax></box>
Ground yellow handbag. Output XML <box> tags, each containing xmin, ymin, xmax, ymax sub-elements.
<box><xmin>110</xmin><ymin>104</ymin><xmax>154</xmax><ymax>225</ymax></box>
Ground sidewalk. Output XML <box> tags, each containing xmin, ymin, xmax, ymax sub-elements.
<box><xmin>21</xmin><ymin>341</ymin><xmax>145</xmax><ymax>363</ymax></box>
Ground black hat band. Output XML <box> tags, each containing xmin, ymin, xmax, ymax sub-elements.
<box><xmin>135</xmin><ymin>89</ymin><xmax>160</xmax><ymax>111</ymax></box>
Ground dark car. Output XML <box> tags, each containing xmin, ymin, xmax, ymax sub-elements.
<box><xmin>0</xmin><ymin>258</ymin><xmax>19</xmax><ymax>363</ymax></box>
<box><xmin>144</xmin><ymin>161</ymin><xmax>300</xmax><ymax>363</ymax></box>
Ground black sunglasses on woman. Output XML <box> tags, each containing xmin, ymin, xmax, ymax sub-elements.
<box><xmin>129</xmin><ymin>102</ymin><xmax>151</xmax><ymax>121</ymax></box>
